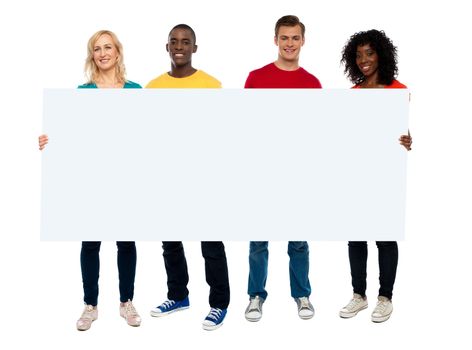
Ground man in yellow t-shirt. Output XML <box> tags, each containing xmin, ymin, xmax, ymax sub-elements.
<box><xmin>146</xmin><ymin>25</ymin><xmax>220</xmax><ymax>88</ymax></box>
<box><xmin>147</xmin><ymin>24</ymin><xmax>229</xmax><ymax>331</ymax></box>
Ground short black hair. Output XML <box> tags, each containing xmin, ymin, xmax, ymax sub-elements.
<box><xmin>275</xmin><ymin>15</ymin><xmax>305</xmax><ymax>37</ymax></box>
<box><xmin>341</xmin><ymin>29</ymin><xmax>398</xmax><ymax>85</ymax></box>
<box><xmin>169</xmin><ymin>24</ymin><xmax>196</xmax><ymax>43</ymax></box>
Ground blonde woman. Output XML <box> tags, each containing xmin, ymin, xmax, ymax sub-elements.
<box><xmin>39</xmin><ymin>30</ymin><xmax>141</xmax><ymax>331</ymax></box>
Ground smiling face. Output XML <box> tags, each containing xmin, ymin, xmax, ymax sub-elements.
<box><xmin>166</xmin><ymin>28</ymin><xmax>197</xmax><ymax>68</ymax></box>
<box><xmin>356</xmin><ymin>43</ymin><xmax>379</xmax><ymax>79</ymax></box>
<box><xmin>274</xmin><ymin>25</ymin><xmax>305</xmax><ymax>63</ymax></box>
<box><xmin>92</xmin><ymin>34</ymin><xmax>119</xmax><ymax>72</ymax></box>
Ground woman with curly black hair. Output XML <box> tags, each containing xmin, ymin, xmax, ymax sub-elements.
<box><xmin>338</xmin><ymin>29</ymin><xmax>411</xmax><ymax>323</ymax></box>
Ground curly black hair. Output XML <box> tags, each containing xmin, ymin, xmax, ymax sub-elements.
<box><xmin>341</xmin><ymin>29</ymin><xmax>398</xmax><ymax>86</ymax></box>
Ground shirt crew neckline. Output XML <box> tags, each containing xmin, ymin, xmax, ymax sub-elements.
<box><xmin>272</xmin><ymin>62</ymin><xmax>302</xmax><ymax>73</ymax></box>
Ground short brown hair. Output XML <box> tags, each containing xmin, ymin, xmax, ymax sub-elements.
<box><xmin>275</xmin><ymin>15</ymin><xmax>305</xmax><ymax>37</ymax></box>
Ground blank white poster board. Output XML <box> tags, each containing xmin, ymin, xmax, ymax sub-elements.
<box><xmin>41</xmin><ymin>89</ymin><xmax>409</xmax><ymax>241</ymax></box>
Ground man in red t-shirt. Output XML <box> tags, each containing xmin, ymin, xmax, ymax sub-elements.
<box><xmin>244</xmin><ymin>16</ymin><xmax>321</xmax><ymax>89</ymax></box>
<box><xmin>244</xmin><ymin>15</ymin><xmax>320</xmax><ymax>323</ymax></box>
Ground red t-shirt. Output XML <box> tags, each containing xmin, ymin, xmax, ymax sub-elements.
<box><xmin>353</xmin><ymin>79</ymin><xmax>407</xmax><ymax>89</ymax></box>
<box><xmin>245</xmin><ymin>63</ymin><xmax>322</xmax><ymax>88</ymax></box>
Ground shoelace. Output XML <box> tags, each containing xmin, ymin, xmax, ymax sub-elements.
<box><xmin>346</xmin><ymin>298</ymin><xmax>362</xmax><ymax>310</ymax></box>
<box><xmin>374</xmin><ymin>301</ymin><xmax>388</xmax><ymax>313</ymax></box>
<box><xmin>124</xmin><ymin>301</ymin><xmax>138</xmax><ymax>316</ymax></box>
<box><xmin>81</xmin><ymin>305</ymin><xmax>95</xmax><ymax>319</ymax></box>
<box><xmin>160</xmin><ymin>300</ymin><xmax>176</xmax><ymax>310</ymax></box>
<box><xmin>206</xmin><ymin>308</ymin><xmax>222</xmax><ymax>321</ymax></box>
<box><xmin>248</xmin><ymin>298</ymin><xmax>261</xmax><ymax>311</ymax></box>
<box><xmin>299</xmin><ymin>297</ymin><xmax>310</xmax><ymax>310</ymax></box>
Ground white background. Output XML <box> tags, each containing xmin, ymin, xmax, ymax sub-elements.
<box><xmin>0</xmin><ymin>0</ymin><xmax>471</xmax><ymax>349</ymax></box>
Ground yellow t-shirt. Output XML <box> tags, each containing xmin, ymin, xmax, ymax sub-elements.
<box><xmin>146</xmin><ymin>70</ymin><xmax>221</xmax><ymax>88</ymax></box>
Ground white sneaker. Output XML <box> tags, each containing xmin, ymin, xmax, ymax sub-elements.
<box><xmin>245</xmin><ymin>296</ymin><xmax>264</xmax><ymax>322</ymax></box>
<box><xmin>371</xmin><ymin>296</ymin><xmax>393</xmax><ymax>323</ymax></box>
<box><xmin>339</xmin><ymin>293</ymin><xmax>368</xmax><ymax>318</ymax></box>
<box><xmin>120</xmin><ymin>300</ymin><xmax>141</xmax><ymax>327</ymax></box>
<box><xmin>295</xmin><ymin>297</ymin><xmax>314</xmax><ymax>320</ymax></box>
<box><xmin>76</xmin><ymin>304</ymin><xmax>98</xmax><ymax>331</ymax></box>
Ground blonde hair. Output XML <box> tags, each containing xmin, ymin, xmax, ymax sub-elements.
<box><xmin>84</xmin><ymin>30</ymin><xmax>126</xmax><ymax>84</ymax></box>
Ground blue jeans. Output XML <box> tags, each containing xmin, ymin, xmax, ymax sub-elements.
<box><xmin>248</xmin><ymin>241</ymin><xmax>311</xmax><ymax>299</ymax></box>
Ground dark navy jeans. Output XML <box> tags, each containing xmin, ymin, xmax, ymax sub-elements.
<box><xmin>80</xmin><ymin>241</ymin><xmax>137</xmax><ymax>305</ymax></box>
<box><xmin>162</xmin><ymin>241</ymin><xmax>230</xmax><ymax>309</ymax></box>
<box><xmin>348</xmin><ymin>241</ymin><xmax>398</xmax><ymax>300</ymax></box>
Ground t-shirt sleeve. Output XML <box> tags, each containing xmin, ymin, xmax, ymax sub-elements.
<box><xmin>313</xmin><ymin>76</ymin><xmax>322</xmax><ymax>88</ymax></box>
<box><xmin>391</xmin><ymin>80</ymin><xmax>407</xmax><ymax>89</ymax></box>
<box><xmin>244</xmin><ymin>72</ymin><xmax>254</xmax><ymax>88</ymax></box>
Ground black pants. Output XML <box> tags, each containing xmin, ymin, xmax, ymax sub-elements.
<box><xmin>162</xmin><ymin>241</ymin><xmax>230</xmax><ymax>309</ymax></box>
<box><xmin>80</xmin><ymin>241</ymin><xmax>137</xmax><ymax>305</ymax></box>
<box><xmin>348</xmin><ymin>241</ymin><xmax>398</xmax><ymax>300</ymax></box>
